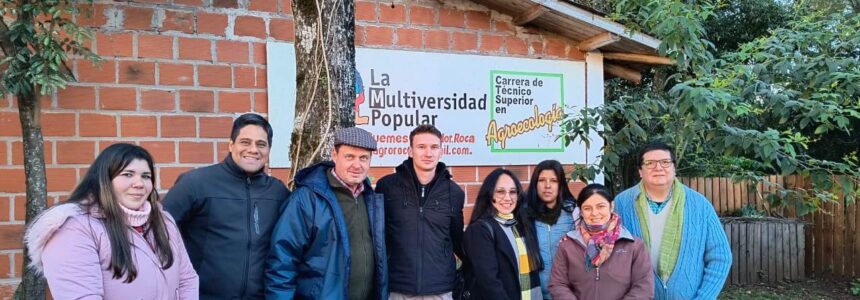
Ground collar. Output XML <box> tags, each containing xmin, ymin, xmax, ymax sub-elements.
<box><xmin>330</xmin><ymin>168</ymin><xmax>364</xmax><ymax>198</ymax></box>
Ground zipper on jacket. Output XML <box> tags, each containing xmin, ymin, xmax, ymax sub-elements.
<box><xmin>595</xmin><ymin>267</ymin><xmax>600</xmax><ymax>281</ymax></box>
<box><xmin>253</xmin><ymin>202</ymin><xmax>260</xmax><ymax>235</ymax></box>
<box><xmin>240</xmin><ymin>176</ymin><xmax>252</xmax><ymax>298</ymax></box>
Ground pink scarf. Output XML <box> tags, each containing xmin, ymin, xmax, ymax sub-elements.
<box><xmin>577</xmin><ymin>213</ymin><xmax>622</xmax><ymax>270</ymax></box>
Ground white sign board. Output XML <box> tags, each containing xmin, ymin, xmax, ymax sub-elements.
<box><xmin>267</xmin><ymin>42</ymin><xmax>596</xmax><ymax>168</ymax></box>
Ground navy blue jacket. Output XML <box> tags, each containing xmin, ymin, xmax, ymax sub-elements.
<box><xmin>164</xmin><ymin>155</ymin><xmax>289</xmax><ymax>300</ymax></box>
<box><xmin>375</xmin><ymin>159</ymin><xmax>465</xmax><ymax>295</ymax></box>
<box><xmin>265</xmin><ymin>161</ymin><xmax>388</xmax><ymax>300</ymax></box>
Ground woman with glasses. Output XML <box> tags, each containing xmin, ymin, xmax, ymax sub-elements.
<box><xmin>24</xmin><ymin>143</ymin><xmax>198</xmax><ymax>299</ymax></box>
<box><xmin>549</xmin><ymin>183</ymin><xmax>653</xmax><ymax>299</ymax></box>
<box><xmin>462</xmin><ymin>168</ymin><xmax>542</xmax><ymax>300</ymax></box>
<box><xmin>523</xmin><ymin>160</ymin><xmax>579</xmax><ymax>299</ymax></box>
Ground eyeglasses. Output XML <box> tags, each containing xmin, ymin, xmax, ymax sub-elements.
<box><xmin>642</xmin><ymin>159</ymin><xmax>674</xmax><ymax>169</ymax></box>
<box><xmin>494</xmin><ymin>189</ymin><xmax>518</xmax><ymax>199</ymax></box>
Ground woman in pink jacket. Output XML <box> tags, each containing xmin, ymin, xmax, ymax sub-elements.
<box><xmin>25</xmin><ymin>143</ymin><xmax>199</xmax><ymax>299</ymax></box>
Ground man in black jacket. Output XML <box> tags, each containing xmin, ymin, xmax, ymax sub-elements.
<box><xmin>375</xmin><ymin>124</ymin><xmax>466</xmax><ymax>299</ymax></box>
<box><xmin>164</xmin><ymin>113</ymin><xmax>290</xmax><ymax>299</ymax></box>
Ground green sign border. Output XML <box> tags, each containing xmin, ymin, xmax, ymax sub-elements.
<box><xmin>488</xmin><ymin>70</ymin><xmax>566</xmax><ymax>153</ymax></box>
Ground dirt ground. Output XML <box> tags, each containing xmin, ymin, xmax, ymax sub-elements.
<box><xmin>720</xmin><ymin>278</ymin><xmax>859</xmax><ymax>299</ymax></box>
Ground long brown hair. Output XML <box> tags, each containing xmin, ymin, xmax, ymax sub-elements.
<box><xmin>67</xmin><ymin>143</ymin><xmax>174</xmax><ymax>282</ymax></box>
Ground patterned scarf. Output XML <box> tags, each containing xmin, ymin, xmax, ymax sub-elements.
<box><xmin>497</xmin><ymin>213</ymin><xmax>532</xmax><ymax>300</ymax></box>
<box><xmin>577</xmin><ymin>213</ymin><xmax>622</xmax><ymax>271</ymax></box>
<box><xmin>635</xmin><ymin>179</ymin><xmax>685</xmax><ymax>282</ymax></box>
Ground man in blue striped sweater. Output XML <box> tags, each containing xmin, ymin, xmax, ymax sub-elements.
<box><xmin>615</xmin><ymin>142</ymin><xmax>731</xmax><ymax>299</ymax></box>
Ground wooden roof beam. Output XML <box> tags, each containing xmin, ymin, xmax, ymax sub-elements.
<box><xmin>604</xmin><ymin>63</ymin><xmax>642</xmax><ymax>84</ymax></box>
<box><xmin>603</xmin><ymin>52</ymin><xmax>675</xmax><ymax>65</ymax></box>
<box><xmin>577</xmin><ymin>32</ymin><xmax>621</xmax><ymax>52</ymax></box>
<box><xmin>514</xmin><ymin>4</ymin><xmax>548</xmax><ymax>26</ymax></box>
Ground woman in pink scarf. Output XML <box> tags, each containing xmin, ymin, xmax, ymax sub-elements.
<box><xmin>24</xmin><ymin>143</ymin><xmax>198</xmax><ymax>299</ymax></box>
<box><xmin>549</xmin><ymin>184</ymin><xmax>653</xmax><ymax>300</ymax></box>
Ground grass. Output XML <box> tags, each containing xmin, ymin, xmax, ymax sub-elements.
<box><xmin>719</xmin><ymin>280</ymin><xmax>858</xmax><ymax>300</ymax></box>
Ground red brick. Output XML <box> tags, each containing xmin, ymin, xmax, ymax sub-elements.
<box><xmin>366</xmin><ymin>26</ymin><xmax>394</xmax><ymax>46</ymax></box>
<box><xmin>11</xmin><ymin>141</ymin><xmax>52</xmax><ymax>165</ymax></box>
<box><xmin>99</xmin><ymin>87</ymin><xmax>137</xmax><ymax>110</ymax></box>
<box><xmin>178</xmin><ymin>38</ymin><xmax>212</xmax><ymax>61</ymax></box>
<box><xmin>465</xmin><ymin>11</ymin><xmax>492</xmax><ymax>30</ymax></box>
<box><xmin>121</xmin><ymin>115</ymin><xmax>157</xmax><ymax>137</ymax></box>
<box><xmin>0</xmin><ymin>169</ymin><xmax>24</xmax><ymax>193</ymax></box>
<box><xmin>531</xmin><ymin>40</ymin><xmax>543</xmax><ymax>55</ymax></box>
<box><xmin>252</xmin><ymin>43</ymin><xmax>266</xmax><ymax>64</ymax></box>
<box><xmin>197</xmin><ymin>12</ymin><xmax>228</xmax><ymax>36</ymax></box>
<box><xmin>124</xmin><ymin>7</ymin><xmax>154</xmax><ymax>30</ymax></box>
<box><xmin>356</xmin><ymin>1</ymin><xmax>376</xmax><ymax>21</ymax></box>
<box><xmin>159</xmin><ymin>167</ymin><xmax>193</xmax><ymax>189</ymax></box>
<box><xmin>449</xmin><ymin>166</ymin><xmax>477</xmax><ymax>182</ymax></box>
<box><xmin>506</xmin><ymin>37</ymin><xmax>528</xmax><ymax>55</ymax></box>
<box><xmin>47</xmin><ymin>168</ymin><xmax>77</xmax><ymax>193</ymax></box>
<box><xmin>137</xmin><ymin>34</ymin><xmax>174</xmax><ymax>59</ymax></box>
<box><xmin>212</xmin><ymin>0</ymin><xmax>239</xmax><ymax>8</ymax></box>
<box><xmin>77</xmin><ymin>59</ymin><xmax>116</xmax><ymax>83</ymax></box>
<box><xmin>495</xmin><ymin>21</ymin><xmax>514</xmax><ymax>33</ymax></box>
<box><xmin>219</xmin><ymin>92</ymin><xmax>252</xmax><ymax>113</ymax></box>
<box><xmin>249</xmin><ymin>0</ymin><xmax>278</xmax><ymax>13</ymax></box>
<box><xmin>0</xmin><ymin>225</ymin><xmax>24</xmax><ymax>250</ymax></box>
<box><xmin>7</xmin><ymin>197</ymin><xmax>17</xmax><ymax>221</ymax></box>
<box><xmin>135</xmin><ymin>0</ymin><xmax>169</xmax><ymax>3</ymax></box>
<box><xmin>95</xmin><ymin>32</ymin><xmax>134</xmax><ymax>57</ymax></box>
<box><xmin>0</xmin><ymin>113</ymin><xmax>20</xmax><ymax>137</ymax></box>
<box><xmin>200</xmin><ymin>117</ymin><xmax>233</xmax><ymax>138</ymax></box>
<box><xmin>410</xmin><ymin>6</ymin><xmax>435</xmax><ymax>26</ymax></box>
<box><xmin>158</xmin><ymin>63</ymin><xmax>195</xmax><ymax>86</ymax></box>
<box><xmin>270</xmin><ymin>168</ymin><xmax>291</xmax><ymax>182</ymax></box>
<box><xmin>161</xmin><ymin>115</ymin><xmax>196</xmax><ymax>137</ymax></box>
<box><xmin>234</xmin><ymin>16</ymin><xmax>266</xmax><ymax>38</ymax></box>
<box><xmin>141</xmin><ymin>89</ymin><xmax>177</xmax><ymax>112</ymax></box>
<box><xmin>282</xmin><ymin>0</ymin><xmax>293</xmax><ymax>14</ymax></box>
<box><xmin>439</xmin><ymin>8</ymin><xmax>465</xmax><ymax>28</ymax></box>
<box><xmin>425</xmin><ymin>30</ymin><xmax>449</xmax><ymax>49</ymax></box>
<box><xmin>465</xmin><ymin>184</ymin><xmax>480</xmax><ymax>205</ymax></box>
<box><xmin>180</xmin><ymin>90</ymin><xmax>215</xmax><ymax>112</ymax></box>
<box><xmin>477</xmin><ymin>166</ymin><xmax>497</xmax><ymax>179</ymax></box>
<box><xmin>216</xmin><ymin>40</ymin><xmax>250</xmax><ymax>64</ymax></box>
<box><xmin>504</xmin><ymin>165</ymin><xmax>530</xmax><ymax>181</ymax></box>
<box><xmin>79</xmin><ymin>113</ymin><xmax>117</xmax><ymax>137</ymax></box>
<box><xmin>0</xmin><ymin>254</ymin><xmax>10</xmax><ymax>277</ymax></box>
<box><xmin>368</xmin><ymin>167</ymin><xmax>395</xmax><ymax>183</ymax></box>
<box><xmin>453</xmin><ymin>32</ymin><xmax>477</xmax><ymax>51</ymax></box>
<box><xmin>269</xmin><ymin>18</ymin><xmax>295</xmax><ymax>41</ymax></box>
<box><xmin>568</xmin><ymin>48</ymin><xmax>585</xmax><ymax>60</ymax></box>
<box><xmin>254</xmin><ymin>92</ymin><xmax>268</xmax><ymax>113</ymax></box>
<box><xmin>396</xmin><ymin>28</ymin><xmax>421</xmax><ymax>48</ymax></box>
<box><xmin>380</xmin><ymin>4</ymin><xmax>406</xmax><ymax>23</ymax></box>
<box><xmin>355</xmin><ymin>25</ymin><xmax>366</xmax><ymax>46</ymax></box>
<box><xmin>77</xmin><ymin>3</ymin><xmax>108</xmax><ymax>27</ymax></box>
<box><xmin>217</xmin><ymin>141</ymin><xmax>230</xmax><ymax>158</ymax></box>
<box><xmin>480</xmin><ymin>34</ymin><xmax>505</xmax><ymax>52</ymax></box>
<box><xmin>234</xmin><ymin>67</ymin><xmax>266</xmax><ymax>89</ymax></box>
<box><xmin>56</xmin><ymin>141</ymin><xmax>95</xmax><ymax>164</ymax></box>
<box><xmin>41</xmin><ymin>113</ymin><xmax>76</xmax><ymax>137</ymax></box>
<box><xmin>162</xmin><ymin>10</ymin><xmax>194</xmax><ymax>33</ymax></box>
<box><xmin>56</xmin><ymin>86</ymin><xmax>96</xmax><ymax>109</ymax></box>
<box><xmin>0</xmin><ymin>143</ymin><xmax>6</xmax><ymax>165</ymax></box>
<box><xmin>13</xmin><ymin>253</ymin><xmax>22</xmax><ymax>277</ymax></box>
<box><xmin>198</xmin><ymin>65</ymin><xmax>232</xmax><ymax>88</ymax></box>
<box><xmin>179</xmin><ymin>142</ymin><xmax>214</xmax><ymax>163</ymax></box>
<box><xmin>463</xmin><ymin>206</ymin><xmax>474</xmax><ymax>224</ymax></box>
<box><xmin>119</xmin><ymin>61</ymin><xmax>156</xmax><ymax>85</ymax></box>
<box><xmin>140</xmin><ymin>141</ymin><xmax>175</xmax><ymax>164</ymax></box>
<box><xmin>0</xmin><ymin>197</ymin><xmax>12</xmax><ymax>221</ymax></box>
<box><xmin>545</xmin><ymin>38</ymin><xmax>567</xmax><ymax>58</ymax></box>
<box><xmin>175</xmin><ymin>0</ymin><xmax>204</xmax><ymax>5</ymax></box>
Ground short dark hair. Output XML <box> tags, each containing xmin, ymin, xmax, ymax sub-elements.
<box><xmin>409</xmin><ymin>124</ymin><xmax>442</xmax><ymax>146</ymax></box>
<box><xmin>230</xmin><ymin>113</ymin><xmax>273</xmax><ymax>145</ymax></box>
<box><xmin>638</xmin><ymin>141</ymin><xmax>675</xmax><ymax>167</ymax></box>
<box><xmin>575</xmin><ymin>183</ymin><xmax>614</xmax><ymax>207</ymax></box>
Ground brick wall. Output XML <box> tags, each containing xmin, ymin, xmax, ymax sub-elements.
<box><xmin>0</xmin><ymin>0</ymin><xmax>586</xmax><ymax>295</ymax></box>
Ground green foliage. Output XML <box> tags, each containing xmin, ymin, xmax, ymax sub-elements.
<box><xmin>0</xmin><ymin>1</ymin><xmax>100</xmax><ymax>97</ymax></box>
<box><xmin>562</xmin><ymin>1</ymin><xmax>860</xmax><ymax>215</ymax></box>
<box><xmin>735</xmin><ymin>204</ymin><xmax>766</xmax><ymax>218</ymax></box>
<box><xmin>851</xmin><ymin>278</ymin><xmax>860</xmax><ymax>296</ymax></box>
<box><xmin>704</xmin><ymin>0</ymin><xmax>792</xmax><ymax>53</ymax></box>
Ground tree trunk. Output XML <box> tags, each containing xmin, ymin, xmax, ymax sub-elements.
<box><xmin>288</xmin><ymin>0</ymin><xmax>356</xmax><ymax>184</ymax></box>
<box><xmin>14</xmin><ymin>93</ymin><xmax>48</xmax><ymax>300</ymax></box>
